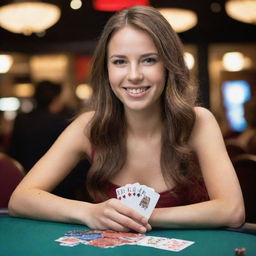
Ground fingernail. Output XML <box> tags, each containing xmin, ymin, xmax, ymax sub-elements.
<box><xmin>139</xmin><ymin>227</ymin><xmax>146</xmax><ymax>233</ymax></box>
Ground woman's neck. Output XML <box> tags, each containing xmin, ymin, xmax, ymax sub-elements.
<box><xmin>125</xmin><ymin>106</ymin><xmax>163</xmax><ymax>139</ymax></box>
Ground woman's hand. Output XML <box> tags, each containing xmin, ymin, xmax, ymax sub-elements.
<box><xmin>85</xmin><ymin>198</ymin><xmax>151</xmax><ymax>233</ymax></box>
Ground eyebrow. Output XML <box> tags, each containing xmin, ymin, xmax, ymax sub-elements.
<box><xmin>109</xmin><ymin>53</ymin><xmax>159</xmax><ymax>59</ymax></box>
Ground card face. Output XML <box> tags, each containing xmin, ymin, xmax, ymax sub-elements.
<box><xmin>137</xmin><ymin>236</ymin><xmax>194</xmax><ymax>252</ymax></box>
<box><xmin>116</xmin><ymin>187</ymin><xmax>126</xmax><ymax>201</ymax></box>
<box><xmin>133</xmin><ymin>186</ymin><xmax>159</xmax><ymax>219</ymax></box>
<box><xmin>115</xmin><ymin>183</ymin><xmax>160</xmax><ymax>219</ymax></box>
<box><xmin>137</xmin><ymin>235</ymin><xmax>169</xmax><ymax>248</ymax></box>
<box><xmin>165</xmin><ymin>238</ymin><xmax>195</xmax><ymax>252</ymax></box>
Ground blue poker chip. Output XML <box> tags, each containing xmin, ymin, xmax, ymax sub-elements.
<box><xmin>64</xmin><ymin>230</ymin><xmax>103</xmax><ymax>241</ymax></box>
<box><xmin>80</xmin><ymin>233</ymin><xmax>103</xmax><ymax>241</ymax></box>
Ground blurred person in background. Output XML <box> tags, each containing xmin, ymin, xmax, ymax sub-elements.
<box><xmin>9</xmin><ymin>80</ymin><xmax>67</xmax><ymax>171</ymax></box>
<box><xmin>225</xmin><ymin>98</ymin><xmax>256</xmax><ymax>153</ymax></box>
<box><xmin>9</xmin><ymin>80</ymin><xmax>90</xmax><ymax>199</ymax></box>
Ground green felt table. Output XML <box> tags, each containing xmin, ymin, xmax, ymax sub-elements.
<box><xmin>0</xmin><ymin>216</ymin><xmax>255</xmax><ymax>256</ymax></box>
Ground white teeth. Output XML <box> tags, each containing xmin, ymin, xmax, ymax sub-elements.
<box><xmin>127</xmin><ymin>87</ymin><xmax>147</xmax><ymax>94</ymax></box>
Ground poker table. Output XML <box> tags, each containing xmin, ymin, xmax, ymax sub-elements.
<box><xmin>0</xmin><ymin>215</ymin><xmax>255</xmax><ymax>256</ymax></box>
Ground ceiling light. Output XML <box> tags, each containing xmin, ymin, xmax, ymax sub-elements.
<box><xmin>158</xmin><ymin>8</ymin><xmax>197</xmax><ymax>33</ymax></box>
<box><xmin>0</xmin><ymin>0</ymin><xmax>61</xmax><ymax>35</ymax></box>
<box><xmin>30</xmin><ymin>54</ymin><xmax>68</xmax><ymax>81</ymax></box>
<box><xmin>0</xmin><ymin>97</ymin><xmax>20</xmax><ymax>111</ymax></box>
<box><xmin>70</xmin><ymin>0</ymin><xmax>82</xmax><ymax>10</ymax></box>
<box><xmin>76</xmin><ymin>84</ymin><xmax>93</xmax><ymax>100</ymax></box>
<box><xmin>0</xmin><ymin>54</ymin><xmax>13</xmax><ymax>73</ymax></box>
<box><xmin>14</xmin><ymin>83</ymin><xmax>35</xmax><ymax>97</ymax></box>
<box><xmin>93</xmin><ymin>0</ymin><xmax>149</xmax><ymax>11</ymax></box>
<box><xmin>225</xmin><ymin>0</ymin><xmax>256</xmax><ymax>24</ymax></box>
<box><xmin>222</xmin><ymin>52</ymin><xmax>245</xmax><ymax>71</ymax></box>
<box><xmin>184</xmin><ymin>52</ymin><xmax>195</xmax><ymax>70</ymax></box>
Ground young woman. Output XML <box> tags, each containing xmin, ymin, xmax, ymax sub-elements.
<box><xmin>9</xmin><ymin>5</ymin><xmax>245</xmax><ymax>233</ymax></box>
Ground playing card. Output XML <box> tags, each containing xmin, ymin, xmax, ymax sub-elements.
<box><xmin>123</xmin><ymin>183</ymin><xmax>139</xmax><ymax>205</ymax></box>
<box><xmin>137</xmin><ymin>236</ymin><xmax>194</xmax><ymax>252</ymax></box>
<box><xmin>129</xmin><ymin>185</ymin><xmax>159</xmax><ymax>219</ymax></box>
<box><xmin>137</xmin><ymin>235</ymin><xmax>170</xmax><ymax>248</ymax></box>
<box><xmin>55</xmin><ymin>236</ymin><xmax>81</xmax><ymax>247</ymax></box>
<box><xmin>55</xmin><ymin>229</ymin><xmax>195</xmax><ymax>251</ymax></box>
<box><xmin>116</xmin><ymin>186</ymin><xmax>127</xmax><ymax>201</ymax></box>
<box><xmin>116</xmin><ymin>183</ymin><xmax>160</xmax><ymax>219</ymax></box>
<box><xmin>163</xmin><ymin>238</ymin><xmax>195</xmax><ymax>252</ymax></box>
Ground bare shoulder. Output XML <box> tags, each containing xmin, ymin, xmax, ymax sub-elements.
<box><xmin>69</xmin><ymin>111</ymin><xmax>95</xmax><ymax>135</ymax></box>
<box><xmin>73</xmin><ymin>111</ymin><xmax>95</xmax><ymax>126</ymax></box>
<box><xmin>189</xmin><ymin>106</ymin><xmax>222</xmax><ymax>149</ymax></box>
<box><xmin>194</xmin><ymin>106</ymin><xmax>216</xmax><ymax>122</ymax></box>
<box><xmin>59</xmin><ymin>111</ymin><xmax>95</xmax><ymax>156</ymax></box>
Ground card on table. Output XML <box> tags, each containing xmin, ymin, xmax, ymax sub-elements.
<box><xmin>55</xmin><ymin>229</ymin><xmax>195</xmax><ymax>251</ymax></box>
<box><xmin>137</xmin><ymin>236</ymin><xmax>195</xmax><ymax>252</ymax></box>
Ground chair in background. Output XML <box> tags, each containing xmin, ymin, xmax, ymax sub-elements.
<box><xmin>232</xmin><ymin>154</ymin><xmax>256</xmax><ymax>223</ymax></box>
<box><xmin>247</xmin><ymin>135</ymin><xmax>256</xmax><ymax>154</ymax></box>
<box><xmin>0</xmin><ymin>153</ymin><xmax>25</xmax><ymax>209</ymax></box>
<box><xmin>225</xmin><ymin>143</ymin><xmax>246</xmax><ymax>160</ymax></box>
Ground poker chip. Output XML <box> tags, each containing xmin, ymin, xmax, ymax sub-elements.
<box><xmin>55</xmin><ymin>229</ymin><xmax>195</xmax><ymax>251</ymax></box>
<box><xmin>235</xmin><ymin>247</ymin><xmax>246</xmax><ymax>255</ymax></box>
<box><xmin>65</xmin><ymin>230</ymin><xmax>103</xmax><ymax>240</ymax></box>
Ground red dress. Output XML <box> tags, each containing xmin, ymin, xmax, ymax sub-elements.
<box><xmin>90</xmin><ymin>149</ymin><xmax>209</xmax><ymax>207</ymax></box>
<box><xmin>96</xmin><ymin>181</ymin><xmax>209</xmax><ymax>208</ymax></box>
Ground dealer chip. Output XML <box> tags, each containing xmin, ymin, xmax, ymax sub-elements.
<box><xmin>235</xmin><ymin>247</ymin><xmax>246</xmax><ymax>256</ymax></box>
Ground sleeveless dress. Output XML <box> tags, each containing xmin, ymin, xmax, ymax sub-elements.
<box><xmin>95</xmin><ymin>181</ymin><xmax>209</xmax><ymax>208</ymax></box>
<box><xmin>90</xmin><ymin>149</ymin><xmax>209</xmax><ymax>207</ymax></box>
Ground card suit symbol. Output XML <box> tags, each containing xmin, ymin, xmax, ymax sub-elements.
<box><xmin>137</xmin><ymin>193</ymin><xmax>140</xmax><ymax>197</ymax></box>
<box><xmin>133</xmin><ymin>193</ymin><xmax>136</xmax><ymax>196</ymax></box>
<box><xmin>123</xmin><ymin>195</ymin><xmax>126</xmax><ymax>199</ymax></box>
<box><xmin>128</xmin><ymin>193</ymin><xmax>132</xmax><ymax>197</ymax></box>
<box><xmin>118</xmin><ymin>197</ymin><xmax>122</xmax><ymax>200</ymax></box>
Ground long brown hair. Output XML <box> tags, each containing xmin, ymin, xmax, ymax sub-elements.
<box><xmin>86</xmin><ymin>5</ymin><xmax>199</xmax><ymax>200</ymax></box>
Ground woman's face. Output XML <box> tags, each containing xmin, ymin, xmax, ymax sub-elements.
<box><xmin>107</xmin><ymin>25</ymin><xmax>166</xmax><ymax>113</ymax></box>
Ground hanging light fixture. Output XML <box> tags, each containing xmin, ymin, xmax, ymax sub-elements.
<box><xmin>0</xmin><ymin>0</ymin><xmax>61</xmax><ymax>36</ymax></box>
<box><xmin>225</xmin><ymin>0</ymin><xmax>256</xmax><ymax>24</ymax></box>
<box><xmin>158</xmin><ymin>8</ymin><xmax>197</xmax><ymax>33</ymax></box>
<box><xmin>93</xmin><ymin>0</ymin><xmax>149</xmax><ymax>11</ymax></box>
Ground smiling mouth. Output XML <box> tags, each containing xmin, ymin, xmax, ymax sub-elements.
<box><xmin>124</xmin><ymin>86</ymin><xmax>150</xmax><ymax>95</ymax></box>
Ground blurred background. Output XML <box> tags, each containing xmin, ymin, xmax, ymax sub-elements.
<box><xmin>1</xmin><ymin>0</ymin><xmax>256</xmax><ymax>145</ymax></box>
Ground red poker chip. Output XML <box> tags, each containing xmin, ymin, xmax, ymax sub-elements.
<box><xmin>235</xmin><ymin>247</ymin><xmax>246</xmax><ymax>255</ymax></box>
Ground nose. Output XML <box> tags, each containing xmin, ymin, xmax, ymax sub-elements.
<box><xmin>127</xmin><ymin>63</ymin><xmax>143</xmax><ymax>83</ymax></box>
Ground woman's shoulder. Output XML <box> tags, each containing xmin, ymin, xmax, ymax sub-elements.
<box><xmin>75</xmin><ymin>110</ymin><xmax>95</xmax><ymax>122</ymax></box>
<box><xmin>71</xmin><ymin>111</ymin><xmax>95</xmax><ymax>130</ymax></box>
<box><xmin>189</xmin><ymin>106</ymin><xmax>220</xmax><ymax>149</ymax></box>
<box><xmin>62</xmin><ymin>111</ymin><xmax>95</xmax><ymax>153</ymax></box>
<box><xmin>193</xmin><ymin>106</ymin><xmax>219</xmax><ymax>128</ymax></box>
<box><xmin>194</xmin><ymin>106</ymin><xmax>215</xmax><ymax>120</ymax></box>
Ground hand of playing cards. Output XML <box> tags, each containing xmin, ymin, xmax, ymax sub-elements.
<box><xmin>116</xmin><ymin>183</ymin><xmax>160</xmax><ymax>219</ymax></box>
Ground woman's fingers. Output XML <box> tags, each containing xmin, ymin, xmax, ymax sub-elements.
<box><xmin>105</xmin><ymin>199</ymin><xmax>149</xmax><ymax>233</ymax></box>
<box><xmin>88</xmin><ymin>199</ymin><xmax>150</xmax><ymax>233</ymax></box>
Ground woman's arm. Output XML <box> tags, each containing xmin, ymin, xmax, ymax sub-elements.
<box><xmin>150</xmin><ymin>107</ymin><xmax>245</xmax><ymax>229</ymax></box>
<box><xmin>8</xmin><ymin>112</ymin><xmax>150</xmax><ymax>233</ymax></box>
<box><xmin>8</xmin><ymin>112</ymin><xmax>93</xmax><ymax>222</ymax></box>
